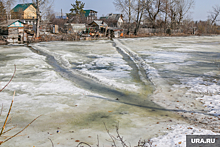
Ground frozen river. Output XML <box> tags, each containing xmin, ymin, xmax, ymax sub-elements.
<box><xmin>0</xmin><ymin>36</ymin><xmax>220</xmax><ymax>146</ymax></box>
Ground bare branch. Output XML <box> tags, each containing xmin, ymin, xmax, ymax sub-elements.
<box><xmin>97</xmin><ymin>135</ymin><xmax>99</xmax><ymax>147</ymax></box>
<box><xmin>77</xmin><ymin>142</ymin><xmax>92</xmax><ymax>147</ymax></box>
<box><xmin>103</xmin><ymin>122</ymin><xmax>117</xmax><ymax>147</ymax></box>
<box><xmin>209</xmin><ymin>5</ymin><xmax>220</xmax><ymax>25</ymax></box>
<box><xmin>0</xmin><ymin>65</ymin><xmax>16</xmax><ymax>93</ymax></box>
<box><xmin>0</xmin><ymin>115</ymin><xmax>41</xmax><ymax>145</ymax></box>
<box><xmin>0</xmin><ymin>91</ymin><xmax>15</xmax><ymax>136</ymax></box>
<box><xmin>48</xmin><ymin>138</ymin><xmax>54</xmax><ymax>147</ymax></box>
<box><xmin>115</xmin><ymin>122</ymin><xmax>128</xmax><ymax>147</ymax></box>
<box><xmin>2</xmin><ymin>125</ymin><xmax>17</xmax><ymax>135</ymax></box>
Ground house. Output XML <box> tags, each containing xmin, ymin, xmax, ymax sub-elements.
<box><xmin>11</xmin><ymin>3</ymin><xmax>37</xmax><ymax>25</ymax></box>
<box><xmin>88</xmin><ymin>20</ymin><xmax>108</xmax><ymax>33</ymax></box>
<box><xmin>84</xmin><ymin>10</ymin><xmax>98</xmax><ymax>22</ymax></box>
<box><xmin>0</xmin><ymin>19</ymin><xmax>26</xmax><ymax>43</ymax></box>
<box><xmin>100</xmin><ymin>13</ymin><xmax>123</xmax><ymax>28</ymax></box>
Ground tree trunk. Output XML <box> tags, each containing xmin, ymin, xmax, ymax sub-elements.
<box><xmin>36</xmin><ymin>0</ymin><xmax>40</xmax><ymax>38</ymax></box>
<box><xmin>127</xmin><ymin>0</ymin><xmax>131</xmax><ymax>35</ymax></box>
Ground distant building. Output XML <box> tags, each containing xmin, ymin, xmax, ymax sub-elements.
<box><xmin>84</xmin><ymin>10</ymin><xmax>98</xmax><ymax>22</ymax></box>
<box><xmin>55</xmin><ymin>16</ymin><xmax>68</xmax><ymax>20</ymax></box>
<box><xmin>11</xmin><ymin>3</ymin><xmax>37</xmax><ymax>25</ymax></box>
<box><xmin>88</xmin><ymin>20</ymin><xmax>108</xmax><ymax>32</ymax></box>
<box><xmin>100</xmin><ymin>13</ymin><xmax>123</xmax><ymax>28</ymax></box>
<box><xmin>0</xmin><ymin>19</ymin><xmax>26</xmax><ymax>43</ymax></box>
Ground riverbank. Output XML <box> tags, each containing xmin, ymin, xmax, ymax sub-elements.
<box><xmin>1</xmin><ymin>33</ymin><xmax>220</xmax><ymax>46</ymax></box>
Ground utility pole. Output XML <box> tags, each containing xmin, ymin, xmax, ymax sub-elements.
<box><xmin>61</xmin><ymin>9</ymin><xmax>63</xmax><ymax>19</ymax></box>
<box><xmin>36</xmin><ymin>0</ymin><xmax>40</xmax><ymax>38</ymax></box>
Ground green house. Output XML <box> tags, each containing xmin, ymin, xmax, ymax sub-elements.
<box><xmin>84</xmin><ymin>9</ymin><xmax>97</xmax><ymax>21</ymax></box>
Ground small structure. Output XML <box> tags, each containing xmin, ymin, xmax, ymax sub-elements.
<box><xmin>100</xmin><ymin>13</ymin><xmax>123</xmax><ymax>28</ymax></box>
<box><xmin>11</xmin><ymin>3</ymin><xmax>37</xmax><ymax>25</ymax></box>
<box><xmin>0</xmin><ymin>19</ymin><xmax>26</xmax><ymax>43</ymax></box>
<box><xmin>84</xmin><ymin>10</ymin><xmax>98</xmax><ymax>22</ymax></box>
<box><xmin>107</xmin><ymin>27</ymin><xmax>123</xmax><ymax>38</ymax></box>
<box><xmin>88</xmin><ymin>20</ymin><xmax>108</xmax><ymax>33</ymax></box>
<box><xmin>64</xmin><ymin>23</ymin><xmax>86</xmax><ymax>34</ymax></box>
<box><xmin>53</xmin><ymin>25</ymin><xmax>59</xmax><ymax>34</ymax></box>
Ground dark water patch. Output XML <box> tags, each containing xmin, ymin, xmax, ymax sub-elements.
<box><xmin>0</xmin><ymin>54</ymin><xmax>24</xmax><ymax>62</ymax></box>
<box><xmin>88</xmin><ymin>66</ymin><xmax>111</xmax><ymax>70</ymax></box>
<box><xmin>15</xmin><ymin>71</ymin><xmax>42</xmax><ymax>79</ymax></box>
<box><xmin>86</xmin><ymin>55</ymin><xmax>98</xmax><ymax>59</ymax></box>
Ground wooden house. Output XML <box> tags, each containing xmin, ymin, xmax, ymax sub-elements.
<box><xmin>0</xmin><ymin>19</ymin><xmax>27</xmax><ymax>43</ymax></box>
<box><xmin>11</xmin><ymin>3</ymin><xmax>37</xmax><ymax>25</ymax></box>
<box><xmin>84</xmin><ymin>10</ymin><xmax>97</xmax><ymax>22</ymax></box>
<box><xmin>100</xmin><ymin>13</ymin><xmax>123</xmax><ymax>28</ymax></box>
<box><xmin>88</xmin><ymin>20</ymin><xmax>108</xmax><ymax>33</ymax></box>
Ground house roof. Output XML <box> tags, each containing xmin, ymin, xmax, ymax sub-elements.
<box><xmin>11</xmin><ymin>3</ymin><xmax>36</xmax><ymax>12</ymax></box>
<box><xmin>84</xmin><ymin>9</ymin><xmax>97</xmax><ymax>17</ymax></box>
<box><xmin>100</xmin><ymin>16</ymin><xmax>108</xmax><ymax>19</ymax></box>
<box><xmin>108</xmin><ymin>13</ymin><xmax>122</xmax><ymax>20</ymax></box>
<box><xmin>0</xmin><ymin>19</ymin><xmax>25</xmax><ymax>27</ymax></box>
<box><xmin>89</xmin><ymin>20</ymin><xmax>108</xmax><ymax>27</ymax></box>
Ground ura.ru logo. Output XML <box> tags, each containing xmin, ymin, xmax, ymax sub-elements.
<box><xmin>191</xmin><ymin>138</ymin><xmax>215</xmax><ymax>144</ymax></box>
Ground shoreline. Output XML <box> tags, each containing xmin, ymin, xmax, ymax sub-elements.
<box><xmin>1</xmin><ymin>33</ymin><xmax>220</xmax><ymax>46</ymax></box>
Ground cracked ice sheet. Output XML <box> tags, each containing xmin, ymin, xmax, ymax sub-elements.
<box><xmin>33</xmin><ymin>41</ymin><xmax>141</xmax><ymax>91</ymax></box>
<box><xmin>119</xmin><ymin>36</ymin><xmax>220</xmax><ymax>112</ymax></box>
<box><xmin>118</xmin><ymin>36</ymin><xmax>220</xmax><ymax>146</ymax></box>
<box><xmin>0</xmin><ymin>45</ymin><xmax>116</xmax><ymax>146</ymax></box>
<box><xmin>0</xmin><ymin>45</ymin><xmax>178</xmax><ymax>147</ymax></box>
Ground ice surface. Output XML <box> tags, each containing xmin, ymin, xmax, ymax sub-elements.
<box><xmin>1</xmin><ymin>36</ymin><xmax>220</xmax><ymax>146</ymax></box>
<box><xmin>118</xmin><ymin>36</ymin><xmax>220</xmax><ymax>145</ymax></box>
<box><xmin>145</xmin><ymin>124</ymin><xmax>220</xmax><ymax>147</ymax></box>
<box><xmin>32</xmin><ymin>41</ymin><xmax>142</xmax><ymax>91</ymax></box>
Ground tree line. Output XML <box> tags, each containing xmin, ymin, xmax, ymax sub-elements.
<box><xmin>114</xmin><ymin>0</ymin><xmax>220</xmax><ymax>35</ymax></box>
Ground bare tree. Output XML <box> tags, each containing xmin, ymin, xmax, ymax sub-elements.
<box><xmin>32</xmin><ymin>0</ymin><xmax>54</xmax><ymax>37</ymax></box>
<box><xmin>134</xmin><ymin>0</ymin><xmax>148</xmax><ymax>35</ymax></box>
<box><xmin>166</xmin><ymin>0</ymin><xmax>194</xmax><ymax>29</ymax></box>
<box><xmin>113</xmin><ymin>0</ymin><xmax>133</xmax><ymax>34</ymax></box>
<box><xmin>2</xmin><ymin>0</ymin><xmax>16</xmax><ymax>20</ymax></box>
<box><xmin>145</xmin><ymin>0</ymin><xmax>162</xmax><ymax>28</ymax></box>
<box><xmin>161</xmin><ymin>0</ymin><xmax>169</xmax><ymax>31</ymax></box>
<box><xmin>209</xmin><ymin>5</ymin><xmax>220</xmax><ymax>25</ymax></box>
<box><xmin>0</xmin><ymin>0</ymin><xmax>7</xmax><ymax>22</ymax></box>
<box><xmin>176</xmin><ymin>0</ymin><xmax>194</xmax><ymax>26</ymax></box>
